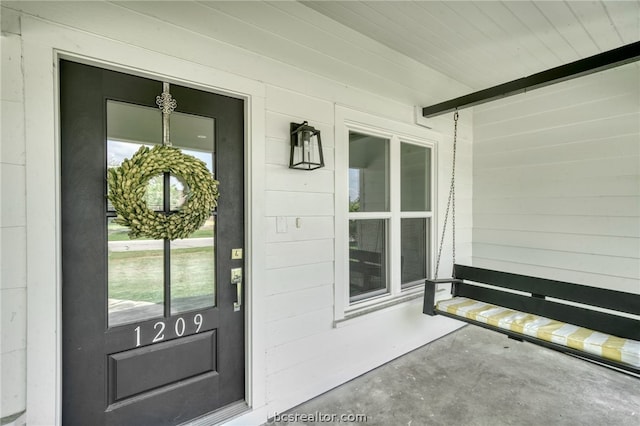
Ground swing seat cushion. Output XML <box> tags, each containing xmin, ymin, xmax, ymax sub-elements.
<box><xmin>436</xmin><ymin>297</ymin><xmax>640</xmax><ymax>369</ymax></box>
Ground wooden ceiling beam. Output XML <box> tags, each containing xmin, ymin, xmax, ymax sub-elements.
<box><xmin>422</xmin><ymin>41</ymin><xmax>640</xmax><ymax>118</ymax></box>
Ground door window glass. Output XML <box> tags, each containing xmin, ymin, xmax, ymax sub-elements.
<box><xmin>106</xmin><ymin>101</ymin><xmax>216</xmax><ymax>326</ymax></box>
<box><xmin>171</xmin><ymin>215</ymin><xmax>216</xmax><ymax>315</ymax></box>
<box><xmin>108</xmin><ymin>217</ymin><xmax>164</xmax><ymax>326</ymax></box>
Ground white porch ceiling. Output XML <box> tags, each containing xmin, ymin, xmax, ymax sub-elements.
<box><xmin>302</xmin><ymin>1</ymin><xmax>640</xmax><ymax>90</ymax></box>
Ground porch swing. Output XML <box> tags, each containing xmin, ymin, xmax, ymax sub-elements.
<box><xmin>423</xmin><ymin>110</ymin><xmax>640</xmax><ymax>375</ymax></box>
<box><xmin>421</xmin><ymin>41</ymin><xmax>640</xmax><ymax>375</ymax></box>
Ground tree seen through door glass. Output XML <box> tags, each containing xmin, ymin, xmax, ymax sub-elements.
<box><xmin>107</xmin><ymin>101</ymin><xmax>216</xmax><ymax>327</ymax></box>
<box><xmin>143</xmin><ymin>175</ymin><xmax>187</xmax><ymax>211</ymax></box>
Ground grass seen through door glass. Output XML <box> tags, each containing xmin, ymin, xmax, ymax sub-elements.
<box><xmin>108</xmin><ymin>247</ymin><xmax>214</xmax><ymax>302</ymax></box>
<box><xmin>108</xmin><ymin>218</ymin><xmax>215</xmax><ymax>303</ymax></box>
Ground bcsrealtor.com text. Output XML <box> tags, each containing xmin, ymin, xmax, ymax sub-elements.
<box><xmin>268</xmin><ymin>411</ymin><xmax>368</xmax><ymax>423</ymax></box>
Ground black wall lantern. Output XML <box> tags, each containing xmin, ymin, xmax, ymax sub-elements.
<box><xmin>289</xmin><ymin>121</ymin><xmax>324</xmax><ymax>170</ymax></box>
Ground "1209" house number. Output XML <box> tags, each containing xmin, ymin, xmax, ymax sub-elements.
<box><xmin>134</xmin><ymin>313</ymin><xmax>204</xmax><ymax>347</ymax></box>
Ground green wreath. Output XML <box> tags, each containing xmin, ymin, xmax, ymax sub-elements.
<box><xmin>107</xmin><ymin>145</ymin><xmax>219</xmax><ymax>240</ymax></box>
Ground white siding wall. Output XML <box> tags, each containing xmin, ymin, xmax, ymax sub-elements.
<box><xmin>1</xmin><ymin>12</ymin><xmax>27</xmax><ymax>421</ymax></box>
<box><xmin>0</xmin><ymin>2</ymin><xmax>472</xmax><ymax>424</ymax></box>
<box><xmin>472</xmin><ymin>62</ymin><xmax>640</xmax><ymax>293</ymax></box>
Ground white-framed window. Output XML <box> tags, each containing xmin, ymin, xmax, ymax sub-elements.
<box><xmin>335</xmin><ymin>107</ymin><xmax>437</xmax><ymax>321</ymax></box>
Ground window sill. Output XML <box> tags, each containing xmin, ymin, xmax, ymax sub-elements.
<box><xmin>334</xmin><ymin>286</ymin><xmax>447</xmax><ymax>328</ymax></box>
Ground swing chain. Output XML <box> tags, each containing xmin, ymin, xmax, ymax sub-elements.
<box><xmin>433</xmin><ymin>110</ymin><xmax>458</xmax><ymax>279</ymax></box>
<box><xmin>452</xmin><ymin>111</ymin><xmax>457</xmax><ymax>267</ymax></box>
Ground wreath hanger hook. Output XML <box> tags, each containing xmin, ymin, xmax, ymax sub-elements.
<box><xmin>156</xmin><ymin>82</ymin><xmax>177</xmax><ymax>147</ymax></box>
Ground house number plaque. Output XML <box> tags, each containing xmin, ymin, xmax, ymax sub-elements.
<box><xmin>130</xmin><ymin>311</ymin><xmax>212</xmax><ymax>348</ymax></box>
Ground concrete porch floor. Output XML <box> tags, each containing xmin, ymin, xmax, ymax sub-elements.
<box><xmin>268</xmin><ymin>325</ymin><xmax>639</xmax><ymax>426</ymax></box>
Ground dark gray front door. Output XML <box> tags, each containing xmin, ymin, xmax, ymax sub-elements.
<box><xmin>60</xmin><ymin>60</ymin><xmax>245</xmax><ymax>425</ymax></box>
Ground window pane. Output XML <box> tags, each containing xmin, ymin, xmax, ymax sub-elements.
<box><xmin>171</xmin><ymin>111</ymin><xmax>215</xmax><ymax>158</ymax></box>
<box><xmin>349</xmin><ymin>132</ymin><xmax>389</xmax><ymax>212</ymax></box>
<box><xmin>108</xmin><ymin>217</ymin><xmax>164</xmax><ymax>326</ymax></box>
<box><xmin>401</xmin><ymin>143</ymin><xmax>431</xmax><ymax>211</ymax></box>
<box><xmin>107</xmin><ymin>101</ymin><xmax>165</xmax><ymax>327</ymax></box>
<box><xmin>106</xmin><ymin>102</ymin><xmax>215</xmax><ymax>212</ymax></box>
<box><xmin>171</xmin><ymin>215</ymin><xmax>216</xmax><ymax>314</ymax></box>
<box><xmin>349</xmin><ymin>219</ymin><xmax>387</xmax><ymax>301</ymax></box>
<box><xmin>107</xmin><ymin>100</ymin><xmax>162</xmax><ymax>146</ymax></box>
<box><xmin>169</xmin><ymin>112</ymin><xmax>216</xmax><ymax>314</ymax></box>
<box><xmin>401</xmin><ymin>218</ymin><xmax>429</xmax><ymax>287</ymax></box>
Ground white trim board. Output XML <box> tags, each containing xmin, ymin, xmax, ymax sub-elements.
<box><xmin>20</xmin><ymin>16</ymin><xmax>267</xmax><ymax>426</ymax></box>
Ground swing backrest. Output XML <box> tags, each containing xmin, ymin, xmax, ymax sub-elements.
<box><xmin>452</xmin><ymin>264</ymin><xmax>640</xmax><ymax>340</ymax></box>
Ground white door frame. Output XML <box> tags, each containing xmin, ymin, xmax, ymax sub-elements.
<box><xmin>21</xmin><ymin>16</ymin><xmax>268</xmax><ymax>426</ymax></box>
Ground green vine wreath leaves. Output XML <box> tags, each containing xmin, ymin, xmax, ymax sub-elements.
<box><xmin>107</xmin><ymin>145</ymin><xmax>219</xmax><ymax>240</ymax></box>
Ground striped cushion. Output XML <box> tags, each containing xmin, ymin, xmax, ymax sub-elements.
<box><xmin>436</xmin><ymin>297</ymin><xmax>640</xmax><ymax>369</ymax></box>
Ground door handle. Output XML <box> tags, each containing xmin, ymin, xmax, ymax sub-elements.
<box><xmin>231</xmin><ymin>268</ymin><xmax>242</xmax><ymax>312</ymax></box>
<box><xmin>233</xmin><ymin>281</ymin><xmax>242</xmax><ymax>312</ymax></box>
